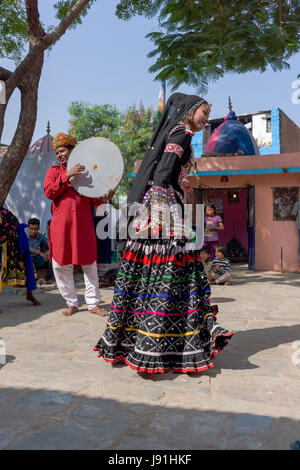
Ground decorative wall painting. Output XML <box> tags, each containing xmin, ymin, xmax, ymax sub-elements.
<box><xmin>273</xmin><ymin>187</ymin><xmax>299</xmax><ymax>221</ymax></box>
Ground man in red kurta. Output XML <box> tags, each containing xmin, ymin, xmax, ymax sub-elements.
<box><xmin>44</xmin><ymin>132</ymin><xmax>112</xmax><ymax>317</ymax></box>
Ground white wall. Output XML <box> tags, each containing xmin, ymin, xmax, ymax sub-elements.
<box><xmin>5</xmin><ymin>151</ymin><xmax>57</xmax><ymax>231</ymax></box>
<box><xmin>252</xmin><ymin>113</ymin><xmax>272</xmax><ymax>148</ymax></box>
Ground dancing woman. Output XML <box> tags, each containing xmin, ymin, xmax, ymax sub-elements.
<box><xmin>94</xmin><ymin>93</ymin><xmax>233</xmax><ymax>373</ymax></box>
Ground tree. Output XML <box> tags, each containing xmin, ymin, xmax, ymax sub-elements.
<box><xmin>0</xmin><ymin>0</ymin><xmax>140</xmax><ymax>206</ymax></box>
<box><xmin>68</xmin><ymin>101</ymin><xmax>157</xmax><ymax>197</ymax></box>
<box><xmin>116</xmin><ymin>0</ymin><xmax>300</xmax><ymax>93</ymax></box>
<box><xmin>0</xmin><ymin>0</ymin><xmax>99</xmax><ymax>206</ymax></box>
<box><xmin>117</xmin><ymin>102</ymin><xmax>157</xmax><ymax>196</ymax></box>
<box><xmin>68</xmin><ymin>101</ymin><xmax>123</xmax><ymax>142</ymax></box>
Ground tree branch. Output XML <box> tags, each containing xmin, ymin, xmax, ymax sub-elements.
<box><xmin>0</xmin><ymin>66</ymin><xmax>12</xmax><ymax>81</ymax></box>
<box><xmin>5</xmin><ymin>0</ymin><xmax>92</xmax><ymax>90</ymax></box>
<box><xmin>25</xmin><ymin>0</ymin><xmax>46</xmax><ymax>43</ymax></box>
<box><xmin>0</xmin><ymin>53</ymin><xmax>44</xmax><ymax>205</ymax></box>
<box><xmin>43</xmin><ymin>0</ymin><xmax>92</xmax><ymax>48</ymax></box>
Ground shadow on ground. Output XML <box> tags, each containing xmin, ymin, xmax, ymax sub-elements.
<box><xmin>192</xmin><ymin>324</ymin><xmax>300</xmax><ymax>374</ymax></box>
<box><xmin>0</xmin><ymin>385</ymin><xmax>299</xmax><ymax>450</ymax></box>
<box><xmin>231</xmin><ymin>265</ymin><xmax>300</xmax><ymax>287</ymax></box>
<box><xmin>0</xmin><ymin>355</ymin><xmax>15</xmax><ymax>370</ymax></box>
<box><xmin>0</xmin><ymin>284</ymin><xmax>110</xmax><ymax>329</ymax></box>
<box><xmin>210</xmin><ymin>297</ymin><xmax>236</xmax><ymax>303</ymax></box>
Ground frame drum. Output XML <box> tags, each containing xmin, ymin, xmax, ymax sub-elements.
<box><xmin>67</xmin><ymin>137</ymin><xmax>125</xmax><ymax>198</ymax></box>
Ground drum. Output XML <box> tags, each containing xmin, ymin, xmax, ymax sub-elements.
<box><xmin>67</xmin><ymin>137</ymin><xmax>125</xmax><ymax>198</ymax></box>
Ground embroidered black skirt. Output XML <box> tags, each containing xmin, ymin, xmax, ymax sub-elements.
<box><xmin>94</xmin><ymin>239</ymin><xmax>232</xmax><ymax>373</ymax></box>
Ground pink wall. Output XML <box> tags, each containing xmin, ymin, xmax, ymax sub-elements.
<box><xmin>194</xmin><ymin>152</ymin><xmax>300</xmax><ymax>172</ymax></box>
<box><xmin>205</xmin><ymin>189</ymin><xmax>248</xmax><ymax>252</ymax></box>
<box><xmin>189</xmin><ymin>172</ymin><xmax>300</xmax><ymax>272</ymax></box>
<box><xmin>134</xmin><ymin>153</ymin><xmax>300</xmax><ymax>272</ymax></box>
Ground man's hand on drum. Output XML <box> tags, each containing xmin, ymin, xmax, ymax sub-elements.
<box><xmin>66</xmin><ymin>163</ymin><xmax>85</xmax><ymax>178</ymax></box>
<box><xmin>100</xmin><ymin>189</ymin><xmax>115</xmax><ymax>203</ymax></box>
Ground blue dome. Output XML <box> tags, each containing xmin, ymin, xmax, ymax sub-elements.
<box><xmin>204</xmin><ymin>111</ymin><xmax>259</xmax><ymax>156</ymax></box>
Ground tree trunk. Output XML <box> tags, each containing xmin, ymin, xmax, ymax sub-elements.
<box><xmin>0</xmin><ymin>0</ymin><xmax>93</xmax><ymax>206</ymax></box>
<box><xmin>0</xmin><ymin>52</ymin><xmax>44</xmax><ymax>207</ymax></box>
<box><xmin>0</xmin><ymin>102</ymin><xmax>8</xmax><ymax>142</ymax></box>
<box><xmin>0</xmin><ymin>83</ymin><xmax>18</xmax><ymax>142</ymax></box>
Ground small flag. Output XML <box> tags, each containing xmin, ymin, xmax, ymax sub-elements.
<box><xmin>157</xmin><ymin>78</ymin><xmax>166</xmax><ymax>120</ymax></box>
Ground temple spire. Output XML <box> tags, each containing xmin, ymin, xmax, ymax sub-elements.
<box><xmin>46</xmin><ymin>121</ymin><xmax>51</xmax><ymax>135</ymax></box>
<box><xmin>228</xmin><ymin>96</ymin><xmax>233</xmax><ymax>112</ymax></box>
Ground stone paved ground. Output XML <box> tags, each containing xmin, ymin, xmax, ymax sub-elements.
<box><xmin>0</xmin><ymin>265</ymin><xmax>300</xmax><ymax>450</ymax></box>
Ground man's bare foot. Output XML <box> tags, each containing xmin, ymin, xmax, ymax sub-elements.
<box><xmin>224</xmin><ymin>281</ymin><xmax>230</xmax><ymax>285</ymax></box>
<box><xmin>210</xmin><ymin>280</ymin><xmax>216</xmax><ymax>285</ymax></box>
<box><xmin>45</xmin><ymin>279</ymin><xmax>56</xmax><ymax>285</ymax></box>
<box><xmin>62</xmin><ymin>306</ymin><xmax>79</xmax><ymax>317</ymax></box>
<box><xmin>26</xmin><ymin>290</ymin><xmax>41</xmax><ymax>306</ymax></box>
<box><xmin>90</xmin><ymin>306</ymin><xmax>108</xmax><ymax>317</ymax></box>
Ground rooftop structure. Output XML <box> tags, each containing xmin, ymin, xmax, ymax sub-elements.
<box><xmin>27</xmin><ymin>121</ymin><xmax>53</xmax><ymax>155</ymax></box>
<box><xmin>192</xmin><ymin>102</ymin><xmax>300</xmax><ymax>158</ymax></box>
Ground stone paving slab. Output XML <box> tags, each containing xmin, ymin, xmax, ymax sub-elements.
<box><xmin>0</xmin><ymin>265</ymin><xmax>300</xmax><ymax>450</ymax></box>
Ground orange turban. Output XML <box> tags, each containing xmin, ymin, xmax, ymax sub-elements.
<box><xmin>53</xmin><ymin>132</ymin><xmax>77</xmax><ymax>151</ymax></box>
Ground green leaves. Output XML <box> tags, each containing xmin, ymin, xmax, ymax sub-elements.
<box><xmin>0</xmin><ymin>0</ymin><xmax>97</xmax><ymax>62</ymax></box>
<box><xmin>68</xmin><ymin>101</ymin><xmax>123</xmax><ymax>142</ymax></box>
<box><xmin>68</xmin><ymin>101</ymin><xmax>157</xmax><ymax>196</ymax></box>
<box><xmin>115</xmin><ymin>0</ymin><xmax>161</xmax><ymax>20</ymax></box>
<box><xmin>54</xmin><ymin>0</ymin><xmax>97</xmax><ymax>28</ymax></box>
<box><xmin>117</xmin><ymin>103</ymin><xmax>157</xmax><ymax>195</ymax></box>
<box><xmin>0</xmin><ymin>0</ymin><xmax>28</xmax><ymax>62</ymax></box>
<box><xmin>116</xmin><ymin>0</ymin><xmax>300</xmax><ymax>93</ymax></box>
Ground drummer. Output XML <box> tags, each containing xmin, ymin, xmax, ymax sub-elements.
<box><xmin>44</xmin><ymin>132</ymin><xmax>114</xmax><ymax>317</ymax></box>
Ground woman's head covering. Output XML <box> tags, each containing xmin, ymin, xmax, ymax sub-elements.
<box><xmin>53</xmin><ymin>132</ymin><xmax>77</xmax><ymax>151</ymax></box>
<box><xmin>128</xmin><ymin>93</ymin><xmax>207</xmax><ymax>203</ymax></box>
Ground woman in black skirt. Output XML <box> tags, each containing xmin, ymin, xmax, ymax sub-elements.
<box><xmin>94</xmin><ymin>93</ymin><xmax>233</xmax><ymax>373</ymax></box>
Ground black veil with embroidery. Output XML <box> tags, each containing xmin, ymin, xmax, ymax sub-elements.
<box><xmin>128</xmin><ymin>93</ymin><xmax>206</xmax><ymax>204</ymax></box>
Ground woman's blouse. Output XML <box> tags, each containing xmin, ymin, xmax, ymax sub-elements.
<box><xmin>204</xmin><ymin>215</ymin><xmax>222</xmax><ymax>242</ymax></box>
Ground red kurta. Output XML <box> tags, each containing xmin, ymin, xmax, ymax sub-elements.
<box><xmin>44</xmin><ymin>164</ymin><xmax>102</xmax><ymax>266</ymax></box>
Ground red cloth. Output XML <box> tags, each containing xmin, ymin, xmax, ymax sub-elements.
<box><xmin>44</xmin><ymin>165</ymin><xmax>102</xmax><ymax>266</ymax></box>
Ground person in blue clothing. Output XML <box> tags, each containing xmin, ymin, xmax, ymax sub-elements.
<box><xmin>0</xmin><ymin>207</ymin><xmax>41</xmax><ymax>310</ymax></box>
<box><xmin>26</xmin><ymin>218</ymin><xmax>55</xmax><ymax>284</ymax></box>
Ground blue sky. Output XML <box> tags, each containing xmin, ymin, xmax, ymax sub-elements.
<box><xmin>1</xmin><ymin>0</ymin><xmax>300</xmax><ymax>145</ymax></box>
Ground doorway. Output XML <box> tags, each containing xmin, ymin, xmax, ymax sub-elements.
<box><xmin>192</xmin><ymin>186</ymin><xmax>255</xmax><ymax>270</ymax></box>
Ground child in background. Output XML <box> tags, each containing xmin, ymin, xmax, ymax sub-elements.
<box><xmin>200</xmin><ymin>245</ymin><xmax>213</xmax><ymax>281</ymax></box>
<box><xmin>204</xmin><ymin>204</ymin><xmax>224</xmax><ymax>259</ymax></box>
<box><xmin>210</xmin><ymin>244</ymin><xmax>232</xmax><ymax>285</ymax></box>
<box><xmin>45</xmin><ymin>219</ymin><xmax>51</xmax><ymax>239</ymax></box>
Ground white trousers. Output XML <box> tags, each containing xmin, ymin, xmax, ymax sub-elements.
<box><xmin>52</xmin><ymin>259</ymin><xmax>101</xmax><ymax>310</ymax></box>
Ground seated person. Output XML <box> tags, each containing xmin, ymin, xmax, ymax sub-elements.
<box><xmin>44</xmin><ymin>219</ymin><xmax>51</xmax><ymax>240</ymax></box>
<box><xmin>200</xmin><ymin>245</ymin><xmax>213</xmax><ymax>280</ymax></box>
<box><xmin>209</xmin><ymin>244</ymin><xmax>232</xmax><ymax>285</ymax></box>
<box><xmin>26</xmin><ymin>218</ymin><xmax>54</xmax><ymax>284</ymax></box>
<box><xmin>0</xmin><ymin>207</ymin><xmax>41</xmax><ymax>309</ymax></box>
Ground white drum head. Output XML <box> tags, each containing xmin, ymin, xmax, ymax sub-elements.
<box><xmin>67</xmin><ymin>137</ymin><xmax>125</xmax><ymax>198</ymax></box>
